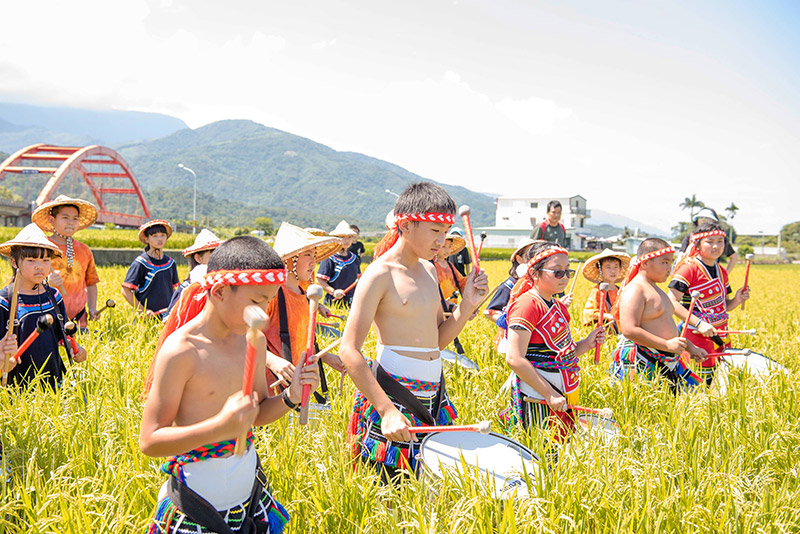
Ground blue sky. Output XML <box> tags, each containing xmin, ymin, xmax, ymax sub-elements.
<box><xmin>0</xmin><ymin>0</ymin><xmax>797</xmax><ymax>234</ymax></box>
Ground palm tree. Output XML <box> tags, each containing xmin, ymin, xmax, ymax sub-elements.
<box><xmin>725</xmin><ymin>203</ymin><xmax>739</xmax><ymax>221</ymax></box>
<box><xmin>679</xmin><ymin>195</ymin><xmax>705</xmax><ymax>222</ymax></box>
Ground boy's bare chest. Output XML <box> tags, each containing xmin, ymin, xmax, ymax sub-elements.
<box><xmin>383</xmin><ymin>273</ymin><xmax>440</xmax><ymax>317</ymax></box>
<box><xmin>643</xmin><ymin>288</ymin><xmax>672</xmax><ymax>321</ymax></box>
<box><xmin>182</xmin><ymin>347</ymin><xmax>246</xmax><ymax>411</ymax></box>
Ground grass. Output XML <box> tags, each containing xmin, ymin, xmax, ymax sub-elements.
<box><xmin>0</xmin><ymin>260</ymin><xmax>798</xmax><ymax>533</ymax></box>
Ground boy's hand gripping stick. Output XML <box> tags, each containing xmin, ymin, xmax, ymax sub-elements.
<box><xmin>594</xmin><ymin>282</ymin><xmax>610</xmax><ymax>364</ymax></box>
<box><xmin>680</xmin><ymin>291</ymin><xmax>702</xmax><ymax>338</ymax></box>
<box><xmin>234</xmin><ymin>306</ymin><xmax>268</xmax><ymax>456</ymax></box>
<box><xmin>12</xmin><ymin>314</ymin><xmax>54</xmax><ymax>364</ymax></box>
<box><xmin>299</xmin><ymin>285</ymin><xmax>324</xmax><ymax>425</ymax></box>
<box><xmin>742</xmin><ymin>253</ymin><xmax>753</xmax><ymax>311</ymax></box>
<box><xmin>458</xmin><ymin>205</ymin><xmax>480</xmax><ymax>273</ymax></box>
<box><xmin>2</xmin><ymin>276</ymin><xmax>21</xmax><ymax>386</ymax></box>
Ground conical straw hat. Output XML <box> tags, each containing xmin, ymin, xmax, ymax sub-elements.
<box><xmin>510</xmin><ymin>238</ymin><xmax>535</xmax><ymax>262</ymax></box>
<box><xmin>31</xmin><ymin>195</ymin><xmax>98</xmax><ymax>233</ymax></box>
<box><xmin>273</xmin><ymin>222</ymin><xmax>341</xmax><ymax>262</ymax></box>
<box><xmin>582</xmin><ymin>248</ymin><xmax>631</xmax><ymax>284</ymax></box>
<box><xmin>0</xmin><ymin>223</ymin><xmax>63</xmax><ymax>257</ymax></box>
<box><xmin>138</xmin><ymin>219</ymin><xmax>173</xmax><ymax>244</ymax></box>
<box><xmin>445</xmin><ymin>228</ymin><xmax>466</xmax><ymax>255</ymax></box>
<box><xmin>182</xmin><ymin>228</ymin><xmax>224</xmax><ymax>256</ymax></box>
<box><xmin>330</xmin><ymin>220</ymin><xmax>357</xmax><ymax>237</ymax></box>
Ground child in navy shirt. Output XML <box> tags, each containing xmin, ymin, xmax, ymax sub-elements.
<box><xmin>122</xmin><ymin>220</ymin><xmax>179</xmax><ymax>321</ymax></box>
<box><xmin>0</xmin><ymin>224</ymin><xmax>87</xmax><ymax>389</ymax></box>
<box><xmin>316</xmin><ymin>220</ymin><xmax>360</xmax><ymax>307</ymax></box>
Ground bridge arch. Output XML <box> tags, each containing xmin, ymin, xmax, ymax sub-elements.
<box><xmin>0</xmin><ymin>144</ymin><xmax>151</xmax><ymax>227</ymax></box>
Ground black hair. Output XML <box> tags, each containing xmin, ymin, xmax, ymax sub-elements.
<box><xmin>546</xmin><ymin>200</ymin><xmax>562</xmax><ymax>212</ymax></box>
<box><xmin>144</xmin><ymin>224</ymin><xmax>168</xmax><ymax>238</ymax></box>
<box><xmin>637</xmin><ymin>237</ymin><xmax>672</xmax><ymax>257</ymax></box>
<box><xmin>50</xmin><ymin>204</ymin><xmax>80</xmax><ymax>217</ymax></box>
<box><xmin>523</xmin><ymin>241</ymin><xmax>566</xmax><ymax>281</ymax></box>
<box><xmin>394</xmin><ymin>182</ymin><xmax>456</xmax><ymax>220</ymax></box>
<box><xmin>694</xmin><ymin>221</ymin><xmax>724</xmax><ymax>236</ymax></box>
<box><xmin>349</xmin><ymin>225</ymin><xmax>360</xmax><ymax>233</ymax></box>
<box><xmin>207</xmin><ymin>236</ymin><xmax>283</xmax><ymax>273</ymax></box>
<box><xmin>599</xmin><ymin>257</ymin><xmax>622</xmax><ymax>269</ymax></box>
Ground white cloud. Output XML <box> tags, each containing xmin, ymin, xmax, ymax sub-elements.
<box><xmin>311</xmin><ymin>38</ymin><xmax>337</xmax><ymax>50</ymax></box>
<box><xmin>495</xmin><ymin>97</ymin><xmax>572</xmax><ymax>135</ymax></box>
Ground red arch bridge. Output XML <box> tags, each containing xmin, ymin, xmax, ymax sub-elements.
<box><xmin>0</xmin><ymin>144</ymin><xmax>151</xmax><ymax>227</ymax></box>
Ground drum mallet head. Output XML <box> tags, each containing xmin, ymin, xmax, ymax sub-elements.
<box><xmin>741</xmin><ymin>349</ymin><xmax>752</xmax><ymax>356</ymax></box>
<box><xmin>64</xmin><ymin>321</ymin><xmax>78</xmax><ymax>336</ymax></box>
<box><xmin>599</xmin><ymin>282</ymin><xmax>611</xmax><ymax>292</ymax></box>
<box><xmin>243</xmin><ymin>306</ymin><xmax>268</xmax><ymax>330</ymax></box>
<box><xmin>477</xmin><ymin>420</ymin><xmax>491</xmax><ymax>434</ymax></box>
<box><xmin>748</xmin><ymin>328</ymin><xmax>757</xmax><ymax>335</ymax></box>
<box><xmin>746</xmin><ymin>253</ymin><xmax>754</xmax><ymax>261</ymax></box>
<box><xmin>106</xmin><ymin>299</ymin><xmax>116</xmax><ymax>308</ymax></box>
<box><xmin>690</xmin><ymin>290</ymin><xmax>701</xmax><ymax>299</ymax></box>
<box><xmin>458</xmin><ymin>205</ymin><xmax>471</xmax><ymax>217</ymax></box>
<box><xmin>306</xmin><ymin>284</ymin><xmax>324</xmax><ymax>303</ymax></box>
<box><xmin>37</xmin><ymin>314</ymin><xmax>54</xmax><ymax>331</ymax></box>
<box><xmin>480</xmin><ymin>231</ymin><xmax>487</xmax><ymax>239</ymax></box>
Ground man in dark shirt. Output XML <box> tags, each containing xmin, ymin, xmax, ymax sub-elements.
<box><xmin>348</xmin><ymin>225</ymin><xmax>366</xmax><ymax>258</ymax></box>
<box><xmin>531</xmin><ymin>200</ymin><xmax>566</xmax><ymax>247</ymax></box>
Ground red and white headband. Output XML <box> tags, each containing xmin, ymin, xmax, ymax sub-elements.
<box><xmin>199</xmin><ymin>269</ymin><xmax>287</xmax><ymax>290</ymax></box>
<box><xmin>392</xmin><ymin>212</ymin><xmax>455</xmax><ymax>230</ymax></box>
<box><xmin>632</xmin><ymin>246</ymin><xmax>675</xmax><ymax>266</ymax></box>
<box><xmin>527</xmin><ymin>246</ymin><xmax>569</xmax><ymax>268</ymax></box>
<box><xmin>690</xmin><ymin>229</ymin><xmax>726</xmax><ymax>242</ymax></box>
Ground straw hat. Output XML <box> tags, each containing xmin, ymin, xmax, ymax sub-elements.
<box><xmin>510</xmin><ymin>237</ymin><xmax>536</xmax><ymax>262</ymax></box>
<box><xmin>273</xmin><ymin>222</ymin><xmax>341</xmax><ymax>262</ymax></box>
<box><xmin>582</xmin><ymin>249</ymin><xmax>631</xmax><ymax>284</ymax></box>
<box><xmin>305</xmin><ymin>227</ymin><xmax>327</xmax><ymax>237</ymax></box>
<box><xmin>138</xmin><ymin>219</ymin><xmax>173</xmax><ymax>244</ymax></box>
<box><xmin>445</xmin><ymin>228</ymin><xmax>466</xmax><ymax>255</ymax></box>
<box><xmin>182</xmin><ymin>228</ymin><xmax>223</xmax><ymax>257</ymax></box>
<box><xmin>31</xmin><ymin>195</ymin><xmax>98</xmax><ymax>233</ymax></box>
<box><xmin>0</xmin><ymin>223</ymin><xmax>63</xmax><ymax>257</ymax></box>
<box><xmin>330</xmin><ymin>220</ymin><xmax>357</xmax><ymax>238</ymax></box>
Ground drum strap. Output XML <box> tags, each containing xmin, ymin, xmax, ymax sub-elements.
<box><xmin>276</xmin><ymin>287</ymin><xmax>328</xmax><ymax>403</ymax></box>
<box><xmin>375</xmin><ymin>365</ymin><xmax>444</xmax><ymax>426</ymax></box>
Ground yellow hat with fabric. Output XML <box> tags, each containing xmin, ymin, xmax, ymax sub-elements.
<box><xmin>582</xmin><ymin>249</ymin><xmax>631</xmax><ymax>283</ymax></box>
<box><xmin>31</xmin><ymin>195</ymin><xmax>98</xmax><ymax>233</ymax></box>
<box><xmin>274</xmin><ymin>222</ymin><xmax>341</xmax><ymax>262</ymax></box>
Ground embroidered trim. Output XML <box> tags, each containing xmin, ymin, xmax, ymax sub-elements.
<box><xmin>394</xmin><ymin>212</ymin><xmax>456</xmax><ymax>229</ymax></box>
<box><xmin>526</xmin><ymin>246</ymin><xmax>569</xmax><ymax>268</ymax></box>
<box><xmin>199</xmin><ymin>269</ymin><xmax>288</xmax><ymax>289</ymax></box>
<box><xmin>690</xmin><ymin>229</ymin><xmax>726</xmax><ymax>242</ymax></box>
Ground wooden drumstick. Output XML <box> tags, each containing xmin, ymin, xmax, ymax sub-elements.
<box><xmin>593</xmin><ymin>282</ymin><xmax>610</xmax><ymax>365</ymax></box>
<box><xmin>680</xmin><ymin>290</ymin><xmax>702</xmax><ymax>338</ymax></box>
<box><xmin>408</xmin><ymin>421</ymin><xmax>491</xmax><ymax>434</ymax></box>
<box><xmin>741</xmin><ymin>253</ymin><xmax>753</xmax><ymax>311</ymax></box>
<box><xmin>2</xmin><ymin>275</ymin><xmax>21</xmax><ymax>386</ymax></box>
<box><xmin>234</xmin><ymin>306</ymin><xmax>268</xmax><ymax>455</ymax></box>
<box><xmin>477</xmin><ymin>231</ymin><xmax>487</xmax><ymax>258</ymax></box>
<box><xmin>524</xmin><ymin>396</ymin><xmax>614</xmax><ymax>419</ymax></box>
<box><xmin>96</xmin><ymin>299</ymin><xmax>116</xmax><ymax>317</ymax></box>
<box><xmin>268</xmin><ymin>337</ymin><xmax>343</xmax><ymax>389</ymax></box>
<box><xmin>568</xmin><ymin>262</ymin><xmax>583</xmax><ymax>295</ymax></box>
<box><xmin>299</xmin><ymin>285</ymin><xmax>324</xmax><ymax>425</ymax></box>
<box><xmin>458</xmin><ymin>205</ymin><xmax>480</xmax><ymax>273</ymax></box>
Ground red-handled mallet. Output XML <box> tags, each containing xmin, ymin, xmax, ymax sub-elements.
<box><xmin>234</xmin><ymin>305</ymin><xmax>269</xmax><ymax>456</ymax></box>
<box><xmin>690</xmin><ymin>327</ymin><xmax>757</xmax><ymax>336</ymax></box>
<box><xmin>458</xmin><ymin>205</ymin><xmax>481</xmax><ymax>273</ymax></box>
<box><xmin>680</xmin><ymin>290</ymin><xmax>702</xmax><ymax>338</ymax></box>
<box><xmin>477</xmin><ymin>231</ymin><xmax>487</xmax><ymax>258</ymax></box>
<box><xmin>64</xmin><ymin>321</ymin><xmax>80</xmax><ymax>356</ymax></box>
<box><xmin>741</xmin><ymin>253</ymin><xmax>753</xmax><ymax>311</ymax></box>
<box><xmin>299</xmin><ymin>285</ymin><xmax>324</xmax><ymax>425</ymax></box>
<box><xmin>2</xmin><ymin>275</ymin><xmax>21</xmax><ymax>387</ymax></box>
<box><xmin>594</xmin><ymin>282</ymin><xmax>610</xmax><ymax>364</ymax></box>
<box><xmin>12</xmin><ymin>314</ymin><xmax>54</xmax><ymax>364</ymax></box>
<box><xmin>341</xmin><ymin>275</ymin><xmax>360</xmax><ymax>296</ymax></box>
<box><xmin>523</xmin><ymin>396</ymin><xmax>614</xmax><ymax>419</ymax></box>
<box><xmin>408</xmin><ymin>420</ymin><xmax>491</xmax><ymax>434</ymax></box>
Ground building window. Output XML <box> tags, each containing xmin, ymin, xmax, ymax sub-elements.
<box><xmin>502</xmin><ymin>217</ymin><xmax>509</xmax><ymax>221</ymax></box>
<box><xmin>530</xmin><ymin>202</ymin><xmax>538</xmax><ymax>208</ymax></box>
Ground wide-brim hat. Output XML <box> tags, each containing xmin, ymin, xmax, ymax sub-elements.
<box><xmin>182</xmin><ymin>228</ymin><xmax>223</xmax><ymax>256</ymax></box>
<box><xmin>138</xmin><ymin>219</ymin><xmax>173</xmax><ymax>244</ymax></box>
<box><xmin>305</xmin><ymin>227</ymin><xmax>327</xmax><ymax>237</ymax></box>
<box><xmin>445</xmin><ymin>229</ymin><xmax>466</xmax><ymax>255</ymax></box>
<box><xmin>0</xmin><ymin>223</ymin><xmax>63</xmax><ymax>257</ymax></box>
<box><xmin>510</xmin><ymin>238</ymin><xmax>535</xmax><ymax>262</ymax></box>
<box><xmin>274</xmin><ymin>222</ymin><xmax>341</xmax><ymax>262</ymax></box>
<box><xmin>692</xmin><ymin>207</ymin><xmax>719</xmax><ymax>223</ymax></box>
<box><xmin>582</xmin><ymin>249</ymin><xmax>631</xmax><ymax>284</ymax></box>
<box><xmin>330</xmin><ymin>220</ymin><xmax>357</xmax><ymax>237</ymax></box>
<box><xmin>31</xmin><ymin>195</ymin><xmax>98</xmax><ymax>233</ymax></box>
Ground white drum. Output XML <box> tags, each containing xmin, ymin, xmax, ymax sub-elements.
<box><xmin>417</xmin><ymin>431</ymin><xmax>539</xmax><ymax>500</ymax></box>
<box><xmin>576</xmin><ymin>414</ymin><xmax>621</xmax><ymax>444</ymax></box>
<box><xmin>715</xmin><ymin>349</ymin><xmax>787</xmax><ymax>395</ymax></box>
<box><xmin>440</xmin><ymin>349</ymin><xmax>480</xmax><ymax>370</ymax></box>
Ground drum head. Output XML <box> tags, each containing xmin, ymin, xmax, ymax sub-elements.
<box><xmin>440</xmin><ymin>349</ymin><xmax>480</xmax><ymax>370</ymax></box>
<box><xmin>577</xmin><ymin>414</ymin><xmax>621</xmax><ymax>443</ymax></box>
<box><xmin>418</xmin><ymin>431</ymin><xmax>539</xmax><ymax>499</ymax></box>
<box><xmin>716</xmin><ymin>349</ymin><xmax>786</xmax><ymax>395</ymax></box>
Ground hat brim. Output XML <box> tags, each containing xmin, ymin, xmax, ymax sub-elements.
<box><xmin>0</xmin><ymin>239</ymin><xmax>62</xmax><ymax>258</ymax></box>
<box><xmin>582</xmin><ymin>251</ymin><xmax>631</xmax><ymax>284</ymax></box>
<box><xmin>32</xmin><ymin>198</ymin><xmax>98</xmax><ymax>233</ymax></box>
<box><xmin>446</xmin><ymin>236</ymin><xmax>466</xmax><ymax>256</ymax></box>
<box><xmin>281</xmin><ymin>238</ymin><xmax>342</xmax><ymax>263</ymax></box>
<box><xmin>138</xmin><ymin>220</ymin><xmax>174</xmax><ymax>244</ymax></box>
<box><xmin>182</xmin><ymin>240</ymin><xmax>224</xmax><ymax>257</ymax></box>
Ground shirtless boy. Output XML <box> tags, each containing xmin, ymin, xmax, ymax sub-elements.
<box><xmin>612</xmin><ymin>238</ymin><xmax>706</xmax><ymax>391</ymax></box>
<box><xmin>342</xmin><ymin>182</ymin><xmax>488</xmax><ymax>482</ymax></box>
<box><xmin>141</xmin><ymin>236</ymin><xmax>320</xmax><ymax>533</ymax></box>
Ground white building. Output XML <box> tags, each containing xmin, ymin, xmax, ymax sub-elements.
<box><xmin>475</xmin><ymin>195</ymin><xmax>591</xmax><ymax>250</ymax></box>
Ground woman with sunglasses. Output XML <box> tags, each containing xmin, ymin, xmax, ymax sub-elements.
<box><xmin>503</xmin><ymin>241</ymin><xmax>606</xmax><ymax>442</ymax></box>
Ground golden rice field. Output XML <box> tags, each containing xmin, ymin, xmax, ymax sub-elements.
<box><xmin>0</xmin><ymin>259</ymin><xmax>798</xmax><ymax>533</ymax></box>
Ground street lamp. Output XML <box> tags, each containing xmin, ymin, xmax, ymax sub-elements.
<box><xmin>385</xmin><ymin>189</ymin><xmax>399</xmax><ymax>198</ymax></box>
<box><xmin>178</xmin><ymin>163</ymin><xmax>197</xmax><ymax>235</ymax></box>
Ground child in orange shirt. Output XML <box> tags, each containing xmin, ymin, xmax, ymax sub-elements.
<box><xmin>581</xmin><ymin>249</ymin><xmax>630</xmax><ymax>335</ymax></box>
<box><xmin>32</xmin><ymin>195</ymin><xmax>100</xmax><ymax>330</ymax></box>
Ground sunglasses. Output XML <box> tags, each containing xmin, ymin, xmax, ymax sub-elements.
<box><xmin>540</xmin><ymin>268</ymin><xmax>576</xmax><ymax>279</ymax></box>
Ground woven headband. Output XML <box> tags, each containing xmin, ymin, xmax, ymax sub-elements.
<box><xmin>690</xmin><ymin>229</ymin><xmax>726</xmax><ymax>242</ymax></box>
<box><xmin>527</xmin><ymin>246</ymin><xmax>569</xmax><ymax>268</ymax></box>
<box><xmin>394</xmin><ymin>212</ymin><xmax>455</xmax><ymax>228</ymax></box>
<box><xmin>632</xmin><ymin>246</ymin><xmax>675</xmax><ymax>266</ymax></box>
<box><xmin>199</xmin><ymin>269</ymin><xmax>287</xmax><ymax>289</ymax></box>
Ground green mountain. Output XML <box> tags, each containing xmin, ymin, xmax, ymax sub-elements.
<box><xmin>119</xmin><ymin>120</ymin><xmax>495</xmax><ymax>230</ymax></box>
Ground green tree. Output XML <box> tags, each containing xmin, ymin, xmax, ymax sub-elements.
<box><xmin>253</xmin><ymin>217</ymin><xmax>274</xmax><ymax>235</ymax></box>
<box><xmin>679</xmin><ymin>194</ymin><xmax>705</xmax><ymax>222</ymax></box>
